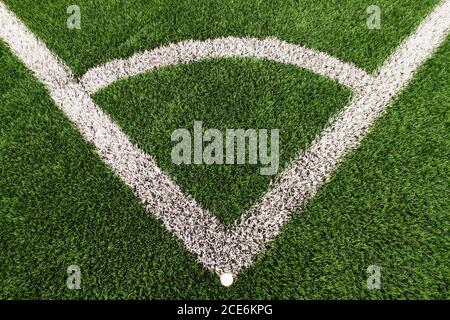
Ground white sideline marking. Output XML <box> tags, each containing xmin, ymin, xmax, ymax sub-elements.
<box><xmin>80</xmin><ymin>37</ymin><xmax>372</xmax><ymax>94</ymax></box>
<box><xmin>1</xmin><ymin>0</ymin><xmax>449</xmax><ymax>278</ymax></box>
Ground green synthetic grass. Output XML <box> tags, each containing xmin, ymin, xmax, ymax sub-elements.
<box><xmin>2</xmin><ymin>0</ymin><xmax>439</xmax><ymax>75</ymax></box>
<box><xmin>1</xmin><ymin>0</ymin><xmax>449</xmax><ymax>299</ymax></box>
<box><xmin>0</xmin><ymin>41</ymin><xmax>213</xmax><ymax>299</ymax></box>
<box><xmin>93</xmin><ymin>58</ymin><xmax>351</xmax><ymax>225</ymax></box>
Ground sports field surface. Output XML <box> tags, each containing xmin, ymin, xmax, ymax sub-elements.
<box><xmin>0</xmin><ymin>0</ymin><xmax>449</xmax><ymax>299</ymax></box>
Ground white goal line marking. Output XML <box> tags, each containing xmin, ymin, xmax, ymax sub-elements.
<box><xmin>1</xmin><ymin>0</ymin><xmax>449</xmax><ymax>278</ymax></box>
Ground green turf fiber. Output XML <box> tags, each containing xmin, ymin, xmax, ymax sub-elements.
<box><xmin>0</xmin><ymin>42</ymin><xmax>217</xmax><ymax>299</ymax></box>
<box><xmin>1</xmin><ymin>36</ymin><xmax>449</xmax><ymax>299</ymax></box>
<box><xmin>1</xmin><ymin>0</ymin><xmax>448</xmax><ymax>299</ymax></box>
<box><xmin>2</xmin><ymin>0</ymin><xmax>440</xmax><ymax>76</ymax></box>
<box><xmin>92</xmin><ymin>58</ymin><xmax>352</xmax><ymax>224</ymax></box>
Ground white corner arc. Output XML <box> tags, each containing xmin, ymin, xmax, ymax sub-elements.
<box><xmin>80</xmin><ymin>37</ymin><xmax>372</xmax><ymax>94</ymax></box>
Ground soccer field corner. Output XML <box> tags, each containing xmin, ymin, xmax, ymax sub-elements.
<box><xmin>0</xmin><ymin>0</ymin><xmax>449</xmax><ymax>302</ymax></box>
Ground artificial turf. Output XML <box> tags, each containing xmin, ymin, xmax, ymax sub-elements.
<box><xmin>92</xmin><ymin>58</ymin><xmax>352</xmax><ymax>225</ymax></box>
<box><xmin>1</xmin><ymin>0</ymin><xmax>440</xmax><ymax>75</ymax></box>
<box><xmin>0</xmin><ymin>0</ymin><xmax>449</xmax><ymax>299</ymax></box>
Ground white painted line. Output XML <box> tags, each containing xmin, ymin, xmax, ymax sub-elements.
<box><xmin>80</xmin><ymin>37</ymin><xmax>372</xmax><ymax>94</ymax></box>
<box><xmin>1</xmin><ymin>0</ymin><xmax>449</xmax><ymax>277</ymax></box>
<box><xmin>228</xmin><ymin>0</ymin><xmax>450</xmax><ymax>274</ymax></box>
<box><xmin>0</xmin><ymin>0</ymin><xmax>226</xmax><ymax>272</ymax></box>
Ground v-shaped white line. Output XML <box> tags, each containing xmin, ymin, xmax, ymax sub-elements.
<box><xmin>1</xmin><ymin>0</ymin><xmax>449</xmax><ymax>281</ymax></box>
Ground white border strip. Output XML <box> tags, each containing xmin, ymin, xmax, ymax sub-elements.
<box><xmin>80</xmin><ymin>37</ymin><xmax>372</xmax><ymax>94</ymax></box>
<box><xmin>1</xmin><ymin>0</ymin><xmax>449</xmax><ymax>277</ymax></box>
